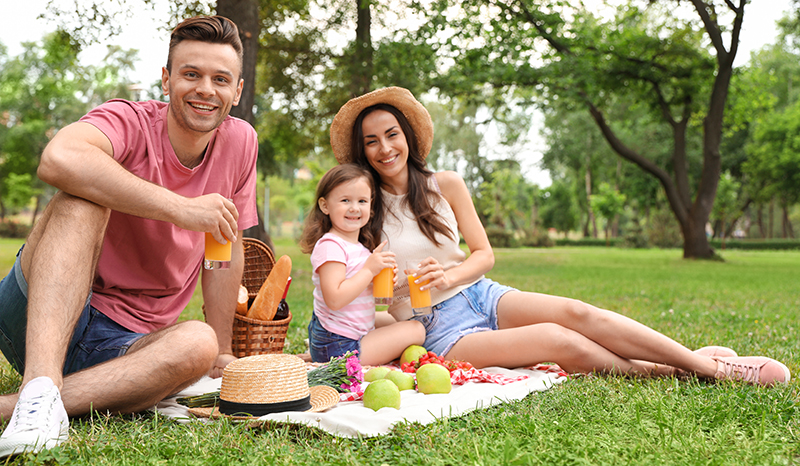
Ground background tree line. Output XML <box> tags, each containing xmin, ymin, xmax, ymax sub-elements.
<box><xmin>1</xmin><ymin>0</ymin><xmax>798</xmax><ymax>258</ymax></box>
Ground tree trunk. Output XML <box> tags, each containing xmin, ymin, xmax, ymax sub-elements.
<box><xmin>681</xmin><ymin>214</ymin><xmax>714</xmax><ymax>258</ymax></box>
<box><xmin>768</xmin><ymin>200</ymin><xmax>774</xmax><ymax>238</ymax></box>
<box><xmin>352</xmin><ymin>0</ymin><xmax>373</xmax><ymax>97</ymax></box>
<box><xmin>586</xmin><ymin>103</ymin><xmax>715</xmax><ymax>258</ymax></box>
<box><xmin>724</xmin><ymin>197</ymin><xmax>752</xmax><ymax>238</ymax></box>
<box><xmin>244</xmin><ymin>209</ymin><xmax>275</xmax><ymax>253</ymax></box>
<box><xmin>509</xmin><ymin>0</ymin><xmax>745</xmax><ymax>258</ymax></box>
<box><xmin>712</xmin><ymin>219</ymin><xmax>722</xmax><ymax>238</ymax></box>
<box><xmin>757</xmin><ymin>205</ymin><xmax>766</xmax><ymax>238</ymax></box>
<box><xmin>611</xmin><ymin>159</ymin><xmax>621</xmax><ymax>237</ymax></box>
<box><xmin>585</xmin><ymin>162</ymin><xmax>598</xmax><ymax>238</ymax></box>
<box><xmin>215</xmin><ymin>1</ymin><xmax>276</xmax><ymax>250</ymax></box>
<box><xmin>30</xmin><ymin>195</ymin><xmax>41</xmax><ymax>226</ymax></box>
<box><xmin>216</xmin><ymin>0</ymin><xmax>259</xmax><ymax>126</ymax></box>
<box><xmin>782</xmin><ymin>203</ymin><xmax>794</xmax><ymax>238</ymax></box>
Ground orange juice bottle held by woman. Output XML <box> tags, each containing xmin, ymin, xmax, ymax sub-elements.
<box><xmin>406</xmin><ymin>261</ymin><xmax>432</xmax><ymax>316</ymax></box>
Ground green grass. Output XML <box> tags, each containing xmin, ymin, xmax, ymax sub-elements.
<box><xmin>1</xmin><ymin>238</ymin><xmax>798</xmax><ymax>465</ymax></box>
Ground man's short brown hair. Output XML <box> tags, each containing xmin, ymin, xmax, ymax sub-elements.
<box><xmin>166</xmin><ymin>16</ymin><xmax>243</xmax><ymax>76</ymax></box>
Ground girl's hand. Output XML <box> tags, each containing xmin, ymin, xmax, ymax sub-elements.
<box><xmin>364</xmin><ymin>240</ymin><xmax>396</xmax><ymax>276</ymax></box>
<box><xmin>409</xmin><ymin>257</ymin><xmax>452</xmax><ymax>291</ymax></box>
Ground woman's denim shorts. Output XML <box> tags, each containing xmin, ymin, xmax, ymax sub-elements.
<box><xmin>411</xmin><ymin>278</ymin><xmax>515</xmax><ymax>357</ymax></box>
<box><xmin>307</xmin><ymin>313</ymin><xmax>361</xmax><ymax>363</ymax></box>
<box><xmin>0</xmin><ymin>246</ymin><xmax>144</xmax><ymax>375</ymax></box>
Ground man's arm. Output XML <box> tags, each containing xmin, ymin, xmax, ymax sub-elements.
<box><xmin>201</xmin><ymin>233</ymin><xmax>245</xmax><ymax>378</ymax></box>
<box><xmin>38</xmin><ymin>122</ymin><xmax>238</xmax><ymax>243</ymax></box>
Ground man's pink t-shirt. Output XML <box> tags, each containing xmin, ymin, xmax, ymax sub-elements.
<box><xmin>79</xmin><ymin>99</ymin><xmax>258</xmax><ymax>333</ymax></box>
<box><xmin>310</xmin><ymin>233</ymin><xmax>375</xmax><ymax>340</ymax></box>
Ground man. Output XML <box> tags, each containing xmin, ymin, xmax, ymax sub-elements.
<box><xmin>0</xmin><ymin>15</ymin><xmax>258</xmax><ymax>456</ymax></box>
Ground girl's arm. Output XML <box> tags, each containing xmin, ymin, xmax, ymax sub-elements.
<box><xmin>417</xmin><ymin>171</ymin><xmax>494</xmax><ymax>291</ymax></box>
<box><xmin>318</xmin><ymin>242</ymin><xmax>395</xmax><ymax>311</ymax></box>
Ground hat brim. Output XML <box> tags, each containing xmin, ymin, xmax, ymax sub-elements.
<box><xmin>330</xmin><ymin>87</ymin><xmax>433</xmax><ymax>164</ymax></box>
<box><xmin>188</xmin><ymin>385</ymin><xmax>340</xmax><ymax>421</ymax></box>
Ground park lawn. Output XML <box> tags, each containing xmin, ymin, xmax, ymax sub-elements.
<box><xmin>0</xmin><ymin>237</ymin><xmax>797</xmax><ymax>465</ymax></box>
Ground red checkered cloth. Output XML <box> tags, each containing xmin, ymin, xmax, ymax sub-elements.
<box><xmin>338</xmin><ymin>364</ymin><xmax>569</xmax><ymax>402</ymax></box>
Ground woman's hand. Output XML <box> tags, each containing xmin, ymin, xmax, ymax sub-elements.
<box><xmin>409</xmin><ymin>257</ymin><xmax>453</xmax><ymax>292</ymax></box>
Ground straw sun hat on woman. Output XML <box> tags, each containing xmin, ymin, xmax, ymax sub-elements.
<box><xmin>330</xmin><ymin>87</ymin><xmax>434</xmax><ymax>164</ymax></box>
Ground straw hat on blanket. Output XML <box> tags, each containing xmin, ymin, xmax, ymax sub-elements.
<box><xmin>330</xmin><ymin>86</ymin><xmax>434</xmax><ymax>164</ymax></box>
<box><xmin>190</xmin><ymin>354</ymin><xmax>338</xmax><ymax>420</ymax></box>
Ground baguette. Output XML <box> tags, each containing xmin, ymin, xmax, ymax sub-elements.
<box><xmin>247</xmin><ymin>255</ymin><xmax>292</xmax><ymax>321</ymax></box>
<box><xmin>235</xmin><ymin>284</ymin><xmax>249</xmax><ymax>315</ymax></box>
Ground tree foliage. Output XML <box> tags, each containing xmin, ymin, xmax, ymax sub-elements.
<box><xmin>540</xmin><ymin>179</ymin><xmax>579</xmax><ymax>237</ymax></box>
<box><xmin>590</xmin><ymin>182</ymin><xmax>627</xmax><ymax>245</ymax></box>
<box><xmin>415</xmin><ymin>0</ymin><xmax>749</xmax><ymax>258</ymax></box>
<box><xmin>0</xmin><ymin>30</ymin><xmax>137</xmax><ymax>221</ymax></box>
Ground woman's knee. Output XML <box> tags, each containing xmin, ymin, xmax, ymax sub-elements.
<box><xmin>562</xmin><ymin>299</ymin><xmax>605</xmax><ymax>325</ymax></box>
<box><xmin>542</xmin><ymin>323</ymin><xmax>595</xmax><ymax>360</ymax></box>
<box><xmin>409</xmin><ymin>320</ymin><xmax>426</xmax><ymax>342</ymax></box>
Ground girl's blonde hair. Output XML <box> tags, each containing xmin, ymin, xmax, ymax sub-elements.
<box><xmin>299</xmin><ymin>164</ymin><xmax>377</xmax><ymax>254</ymax></box>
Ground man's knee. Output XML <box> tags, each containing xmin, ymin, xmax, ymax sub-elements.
<box><xmin>22</xmin><ymin>192</ymin><xmax>111</xmax><ymax>273</ymax></box>
<box><xmin>171</xmin><ymin>321</ymin><xmax>219</xmax><ymax>371</ymax></box>
<box><xmin>46</xmin><ymin>192</ymin><xmax>111</xmax><ymax>230</ymax></box>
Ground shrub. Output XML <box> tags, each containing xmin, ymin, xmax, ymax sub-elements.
<box><xmin>555</xmin><ymin>237</ymin><xmax>623</xmax><ymax>247</ymax></box>
<box><xmin>485</xmin><ymin>226</ymin><xmax>518</xmax><ymax>248</ymax></box>
<box><xmin>623</xmin><ymin>224</ymin><xmax>650</xmax><ymax>249</ymax></box>
<box><xmin>710</xmin><ymin>239</ymin><xmax>800</xmax><ymax>250</ymax></box>
<box><xmin>645</xmin><ymin>207</ymin><xmax>682</xmax><ymax>248</ymax></box>
<box><xmin>520</xmin><ymin>229</ymin><xmax>553</xmax><ymax>248</ymax></box>
<box><xmin>0</xmin><ymin>220</ymin><xmax>31</xmax><ymax>239</ymax></box>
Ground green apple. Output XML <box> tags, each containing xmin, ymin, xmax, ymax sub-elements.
<box><xmin>415</xmin><ymin>363</ymin><xmax>452</xmax><ymax>394</ymax></box>
<box><xmin>400</xmin><ymin>345</ymin><xmax>428</xmax><ymax>365</ymax></box>
<box><xmin>364</xmin><ymin>366</ymin><xmax>392</xmax><ymax>382</ymax></box>
<box><xmin>363</xmin><ymin>379</ymin><xmax>401</xmax><ymax>411</ymax></box>
<box><xmin>385</xmin><ymin>370</ymin><xmax>416</xmax><ymax>391</ymax></box>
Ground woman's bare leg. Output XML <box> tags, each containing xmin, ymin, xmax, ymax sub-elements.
<box><xmin>445</xmin><ymin>323</ymin><xmax>676</xmax><ymax>376</ymax></box>
<box><xmin>374</xmin><ymin>312</ymin><xmax>397</xmax><ymax>328</ymax></box>
<box><xmin>494</xmin><ymin>291</ymin><xmax>718</xmax><ymax>377</ymax></box>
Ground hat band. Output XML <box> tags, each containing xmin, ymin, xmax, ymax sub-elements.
<box><xmin>219</xmin><ymin>395</ymin><xmax>312</xmax><ymax>416</ymax></box>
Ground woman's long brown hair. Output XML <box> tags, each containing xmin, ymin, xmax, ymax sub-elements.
<box><xmin>350</xmin><ymin>104</ymin><xmax>453</xmax><ymax>246</ymax></box>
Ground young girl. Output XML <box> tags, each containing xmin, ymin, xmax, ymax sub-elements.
<box><xmin>299</xmin><ymin>164</ymin><xmax>425</xmax><ymax>365</ymax></box>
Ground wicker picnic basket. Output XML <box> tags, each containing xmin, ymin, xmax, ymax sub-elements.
<box><xmin>230</xmin><ymin>238</ymin><xmax>293</xmax><ymax>358</ymax></box>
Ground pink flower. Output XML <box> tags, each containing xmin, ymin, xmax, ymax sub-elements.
<box><xmin>346</xmin><ymin>356</ymin><xmax>363</xmax><ymax>379</ymax></box>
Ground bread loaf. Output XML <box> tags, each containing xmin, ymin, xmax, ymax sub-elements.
<box><xmin>247</xmin><ymin>255</ymin><xmax>292</xmax><ymax>321</ymax></box>
<box><xmin>235</xmin><ymin>284</ymin><xmax>249</xmax><ymax>315</ymax></box>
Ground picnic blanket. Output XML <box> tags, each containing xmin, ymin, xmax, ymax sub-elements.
<box><xmin>155</xmin><ymin>365</ymin><xmax>567</xmax><ymax>438</ymax></box>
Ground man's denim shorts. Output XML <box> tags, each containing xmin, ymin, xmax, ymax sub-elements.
<box><xmin>307</xmin><ymin>313</ymin><xmax>361</xmax><ymax>363</ymax></box>
<box><xmin>0</xmin><ymin>246</ymin><xmax>144</xmax><ymax>375</ymax></box>
<box><xmin>411</xmin><ymin>278</ymin><xmax>515</xmax><ymax>357</ymax></box>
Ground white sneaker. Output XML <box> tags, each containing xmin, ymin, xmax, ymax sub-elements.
<box><xmin>0</xmin><ymin>377</ymin><xmax>69</xmax><ymax>457</ymax></box>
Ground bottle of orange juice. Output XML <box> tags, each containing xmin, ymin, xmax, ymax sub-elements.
<box><xmin>373</xmin><ymin>268</ymin><xmax>394</xmax><ymax>305</ymax></box>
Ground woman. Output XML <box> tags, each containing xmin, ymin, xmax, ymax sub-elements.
<box><xmin>328</xmin><ymin>86</ymin><xmax>790</xmax><ymax>386</ymax></box>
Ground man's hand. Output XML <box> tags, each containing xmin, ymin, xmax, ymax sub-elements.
<box><xmin>208</xmin><ymin>353</ymin><xmax>237</xmax><ymax>379</ymax></box>
<box><xmin>175</xmin><ymin>194</ymin><xmax>239</xmax><ymax>244</ymax></box>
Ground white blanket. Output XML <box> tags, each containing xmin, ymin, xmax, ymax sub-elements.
<box><xmin>156</xmin><ymin>366</ymin><xmax>565</xmax><ymax>438</ymax></box>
